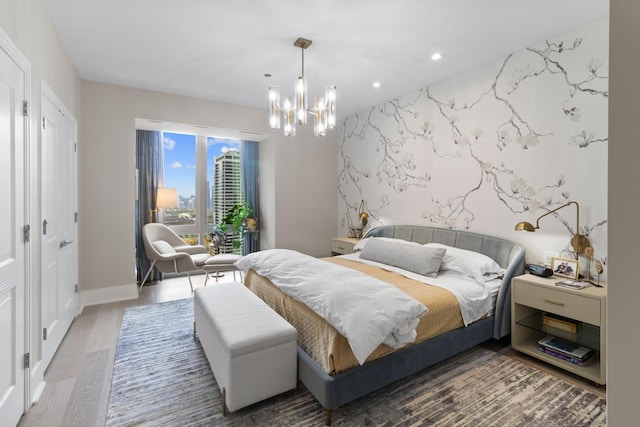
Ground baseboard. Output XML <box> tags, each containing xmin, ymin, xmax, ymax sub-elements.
<box><xmin>29</xmin><ymin>379</ymin><xmax>46</xmax><ymax>406</ymax></box>
<box><xmin>79</xmin><ymin>283</ymin><xmax>138</xmax><ymax>310</ymax></box>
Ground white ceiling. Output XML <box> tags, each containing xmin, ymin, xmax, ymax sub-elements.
<box><xmin>43</xmin><ymin>0</ymin><xmax>608</xmax><ymax>122</ymax></box>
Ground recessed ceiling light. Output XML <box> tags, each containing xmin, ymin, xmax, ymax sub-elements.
<box><xmin>431</xmin><ymin>53</ymin><xmax>443</xmax><ymax>61</ymax></box>
<box><xmin>372</xmin><ymin>82</ymin><xmax>381</xmax><ymax>88</ymax></box>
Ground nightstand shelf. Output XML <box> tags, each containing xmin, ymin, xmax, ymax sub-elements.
<box><xmin>511</xmin><ymin>274</ymin><xmax>606</xmax><ymax>385</ymax></box>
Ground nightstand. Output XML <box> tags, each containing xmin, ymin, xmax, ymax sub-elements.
<box><xmin>511</xmin><ymin>274</ymin><xmax>606</xmax><ymax>385</ymax></box>
<box><xmin>330</xmin><ymin>237</ymin><xmax>359</xmax><ymax>256</ymax></box>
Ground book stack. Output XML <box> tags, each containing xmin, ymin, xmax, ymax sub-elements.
<box><xmin>543</xmin><ymin>313</ymin><xmax>582</xmax><ymax>333</ymax></box>
<box><xmin>555</xmin><ymin>279</ymin><xmax>590</xmax><ymax>290</ymax></box>
<box><xmin>537</xmin><ymin>336</ymin><xmax>594</xmax><ymax>367</ymax></box>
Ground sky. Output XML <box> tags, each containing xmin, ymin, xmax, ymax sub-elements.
<box><xmin>162</xmin><ymin>132</ymin><xmax>239</xmax><ymax>199</ymax></box>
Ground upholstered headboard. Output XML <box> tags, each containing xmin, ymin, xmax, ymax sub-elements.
<box><xmin>363</xmin><ymin>225</ymin><xmax>525</xmax><ymax>338</ymax></box>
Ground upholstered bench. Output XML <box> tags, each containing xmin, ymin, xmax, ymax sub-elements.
<box><xmin>193</xmin><ymin>283</ymin><xmax>297</xmax><ymax>414</ymax></box>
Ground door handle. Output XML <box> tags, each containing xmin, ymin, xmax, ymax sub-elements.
<box><xmin>59</xmin><ymin>240</ymin><xmax>74</xmax><ymax>249</ymax></box>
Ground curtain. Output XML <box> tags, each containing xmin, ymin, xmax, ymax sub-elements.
<box><xmin>240</xmin><ymin>140</ymin><xmax>260</xmax><ymax>255</ymax></box>
<box><xmin>135</xmin><ymin>130</ymin><xmax>164</xmax><ymax>283</ymax></box>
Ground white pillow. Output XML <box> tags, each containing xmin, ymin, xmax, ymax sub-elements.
<box><xmin>353</xmin><ymin>236</ymin><xmax>420</xmax><ymax>252</ymax></box>
<box><xmin>360</xmin><ymin>238</ymin><xmax>446</xmax><ymax>278</ymax></box>
<box><xmin>424</xmin><ymin>243</ymin><xmax>504</xmax><ymax>284</ymax></box>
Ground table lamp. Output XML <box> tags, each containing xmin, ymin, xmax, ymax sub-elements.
<box><xmin>149</xmin><ymin>187</ymin><xmax>178</xmax><ymax>223</ymax></box>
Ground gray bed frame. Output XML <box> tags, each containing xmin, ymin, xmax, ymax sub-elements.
<box><xmin>298</xmin><ymin>225</ymin><xmax>525</xmax><ymax>425</ymax></box>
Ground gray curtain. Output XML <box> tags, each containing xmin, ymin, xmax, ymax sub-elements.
<box><xmin>135</xmin><ymin>130</ymin><xmax>164</xmax><ymax>283</ymax></box>
<box><xmin>240</xmin><ymin>140</ymin><xmax>259</xmax><ymax>255</ymax></box>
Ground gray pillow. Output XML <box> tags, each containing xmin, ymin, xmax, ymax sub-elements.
<box><xmin>359</xmin><ymin>238</ymin><xmax>446</xmax><ymax>277</ymax></box>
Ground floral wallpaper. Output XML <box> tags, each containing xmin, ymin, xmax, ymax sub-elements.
<box><xmin>337</xmin><ymin>19</ymin><xmax>608</xmax><ymax>279</ymax></box>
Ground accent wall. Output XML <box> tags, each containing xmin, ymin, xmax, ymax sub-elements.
<box><xmin>338</xmin><ymin>18</ymin><xmax>608</xmax><ymax>278</ymax></box>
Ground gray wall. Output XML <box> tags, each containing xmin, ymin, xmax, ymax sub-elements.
<box><xmin>608</xmin><ymin>0</ymin><xmax>640</xmax><ymax>423</ymax></box>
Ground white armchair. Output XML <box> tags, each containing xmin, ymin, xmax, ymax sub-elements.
<box><xmin>140</xmin><ymin>223</ymin><xmax>211</xmax><ymax>291</ymax></box>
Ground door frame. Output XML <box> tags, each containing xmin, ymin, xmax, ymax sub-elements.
<box><xmin>38</xmin><ymin>79</ymin><xmax>79</xmax><ymax>374</ymax></box>
<box><xmin>0</xmin><ymin>25</ymin><xmax>32</xmax><ymax>415</ymax></box>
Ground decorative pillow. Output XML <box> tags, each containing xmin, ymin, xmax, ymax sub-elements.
<box><xmin>353</xmin><ymin>236</ymin><xmax>421</xmax><ymax>252</ymax></box>
<box><xmin>152</xmin><ymin>240</ymin><xmax>176</xmax><ymax>254</ymax></box>
<box><xmin>424</xmin><ymin>243</ymin><xmax>504</xmax><ymax>284</ymax></box>
<box><xmin>359</xmin><ymin>238</ymin><xmax>446</xmax><ymax>278</ymax></box>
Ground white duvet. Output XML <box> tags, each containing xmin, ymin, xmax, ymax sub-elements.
<box><xmin>235</xmin><ymin>249</ymin><xmax>427</xmax><ymax>365</ymax></box>
<box><xmin>341</xmin><ymin>252</ymin><xmax>499</xmax><ymax>326</ymax></box>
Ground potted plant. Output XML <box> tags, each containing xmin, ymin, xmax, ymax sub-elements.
<box><xmin>220</xmin><ymin>202</ymin><xmax>255</xmax><ymax>249</ymax></box>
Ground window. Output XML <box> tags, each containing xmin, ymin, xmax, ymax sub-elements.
<box><xmin>161</xmin><ymin>132</ymin><xmax>243</xmax><ymax>253</ymax></box>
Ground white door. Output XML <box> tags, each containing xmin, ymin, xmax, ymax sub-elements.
<box><xmin>41</xmin><ymin>88</ymin><xmax>78</xmax><ymax>370</ymax></box>
<box><xmin>0</xmin><ymin>36</ymin><xmax>27</xmax><ymax>427</ymax></box>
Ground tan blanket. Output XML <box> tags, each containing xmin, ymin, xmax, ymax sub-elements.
<box><xmin>244</xmin><ymin>257</ymin><xmax>464</xmax><ymax>374</ymax></box>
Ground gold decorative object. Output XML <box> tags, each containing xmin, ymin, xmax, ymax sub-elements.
<box><xmin>583</xmin><ymin>245</ymin><xmax>604</xmax><ymax>287</ymax></box>
<box><xmin>514</xmin><ymin>201</ymin><xmax>590</xmax><ymax>259</ymax></box>
<box><xmin>595</xmin><ymin>260</ymin><xmax>604</xmax><ymax>274</ymax></box>
<box><xmin>585</xmin><ymin>246</ymin><xmax>594</xmax><ymax>259</ymax></box>
<box><xmin>245</xmin><ymin>217</ymin><xmax>258</xmax><ymax>231</ymax></box>
<box><xmin>594</xmin><ymin>260</ymin><xmax>604</xmax><ymax>287</ymax></box>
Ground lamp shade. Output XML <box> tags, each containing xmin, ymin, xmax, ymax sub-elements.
<box><xmin>156</xmin><ymin>188</ymin><xmax>178</xmax><ymax>209</ymax></box>
<box><xmin>514</xmin><ymin>221</ymin><xmax>536</xmax><ymax>232</ymax></box>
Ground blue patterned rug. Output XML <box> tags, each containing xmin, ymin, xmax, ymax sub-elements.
<box><xmin>106</xmin><ymin>298</ymin><xmax>606</xmax><ymax>426</ymax></box>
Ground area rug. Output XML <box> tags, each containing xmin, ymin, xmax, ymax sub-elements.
<box><xmin>106</xmin><ymin>298</ymin><xmax>606</xmax><ymax>426</ymax></box>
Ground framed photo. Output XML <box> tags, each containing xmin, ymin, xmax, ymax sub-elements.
<box><xmin>551</xmin><ymin>257</ymin><xmax>579</xmax><ymax>280</ymax></box>
<box><xmin>347</xmin><ymin>226</ymin><xmax>364</xmax><ymax>239</ymax></box>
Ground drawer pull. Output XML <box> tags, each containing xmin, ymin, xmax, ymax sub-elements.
<box><xmin>337</xmin><ymin>246</ymin><xmax>345</xmax><ymax>250</ymax></box>
<box><xmin>543</xmin><ymin>298</ymin><xmax>565</xmax><ymax>306</ymax></box>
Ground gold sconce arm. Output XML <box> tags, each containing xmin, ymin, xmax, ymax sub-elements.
<box><xmin>514</xmin><ymin>201</ymin><xmax>590</xmax><ymax>258</ymax></box>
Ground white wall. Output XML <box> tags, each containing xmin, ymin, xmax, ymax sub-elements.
<box><xmin>266</xmin><ymin>124</ymin><xmax>339</xmax><ymax>256</ymax></box>
<box><xmin>0</xmin><ymin>0</ymin><xmax>81</xmax><ymax>115</ymax></box>
<box><xmin>608</xmin><ymin>1</ymin><xmax>640</xmax><ymax>423</ymax></box>
<box><xmin>0</xmin><ymin>0</ymin><xmax>82</xmax><ymax>408</ymax></box>
<box><xmin>80</xmin><ymin>81</ymin><xmax>338</xmax><ymax>304</ymax></box>
<box><xmin>338</xmin><ymin>19</ymin><xmax>609</xmax><ymax>280</ymax></box>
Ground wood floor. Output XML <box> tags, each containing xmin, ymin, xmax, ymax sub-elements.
<box><xmin>16</xmin><ymin>272</ymin><xmax>605</xmax><ymax>427</ymax></box>
<box><xmin>16</xmin><ymin>272</ymin><xmax>238</xmax><ymax>427</ymax></box>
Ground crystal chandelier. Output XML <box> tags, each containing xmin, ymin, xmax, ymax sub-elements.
<box><xmin>268</xmin><ymin>38</ymin><xmax>336</xmax><ymax>137</ymax></box>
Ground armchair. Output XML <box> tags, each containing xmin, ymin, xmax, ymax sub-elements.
<box><xmin>140</xmin><ymin>223</ymin><xmax>211</xmax><ymax>291</ymax></box>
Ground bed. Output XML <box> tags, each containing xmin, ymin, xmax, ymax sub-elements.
<box><xmin>239</xmin><ymin>225</ymin><xmax>525</xmax><ymax>425</ymax></box>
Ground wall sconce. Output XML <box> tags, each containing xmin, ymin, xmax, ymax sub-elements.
<box><xmin>358</xmin><ymin>200</ymin><xmax>369</xmax><ymax>230</ymax></box>
<box><xmin>514</xmin><ymin>201</ymin><xmax>590</xmax><ymax>259</ymax></box>
<box><xmin>149</xmin><ymin>187</ymin><xmax>178</xmax><ymax>223</ymax></box>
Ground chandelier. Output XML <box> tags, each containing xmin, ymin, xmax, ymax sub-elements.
<box><xmin>268</xmin><ymin>37</ymin><xmax>336</xmax><ymax>137</ymax></box>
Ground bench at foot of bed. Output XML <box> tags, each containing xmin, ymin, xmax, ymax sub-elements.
<box><xmin>194</xmin><ymin>283</ymin><xmax>297</xmax><ymax>413</ymax></box>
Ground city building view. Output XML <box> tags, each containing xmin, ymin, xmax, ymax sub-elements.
<box><xmin>161</xmin><ymin>133</ymin><xmax>243</xmax><ymax>254</ymax></box>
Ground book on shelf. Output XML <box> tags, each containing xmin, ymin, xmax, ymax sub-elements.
<box><xmin>537</xmin><ymin>346</ymin><xmax>593</xmax><ymax>367</ymax></box>
<box><xmin>543</xmin><ymin>313</ymin><xmax>582</xmax><ymax>333</ymax></box>
<box><xmin>537</xmin><ymin>336</ymin><xmax>593</xmax><ymax>361</ymax></box>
